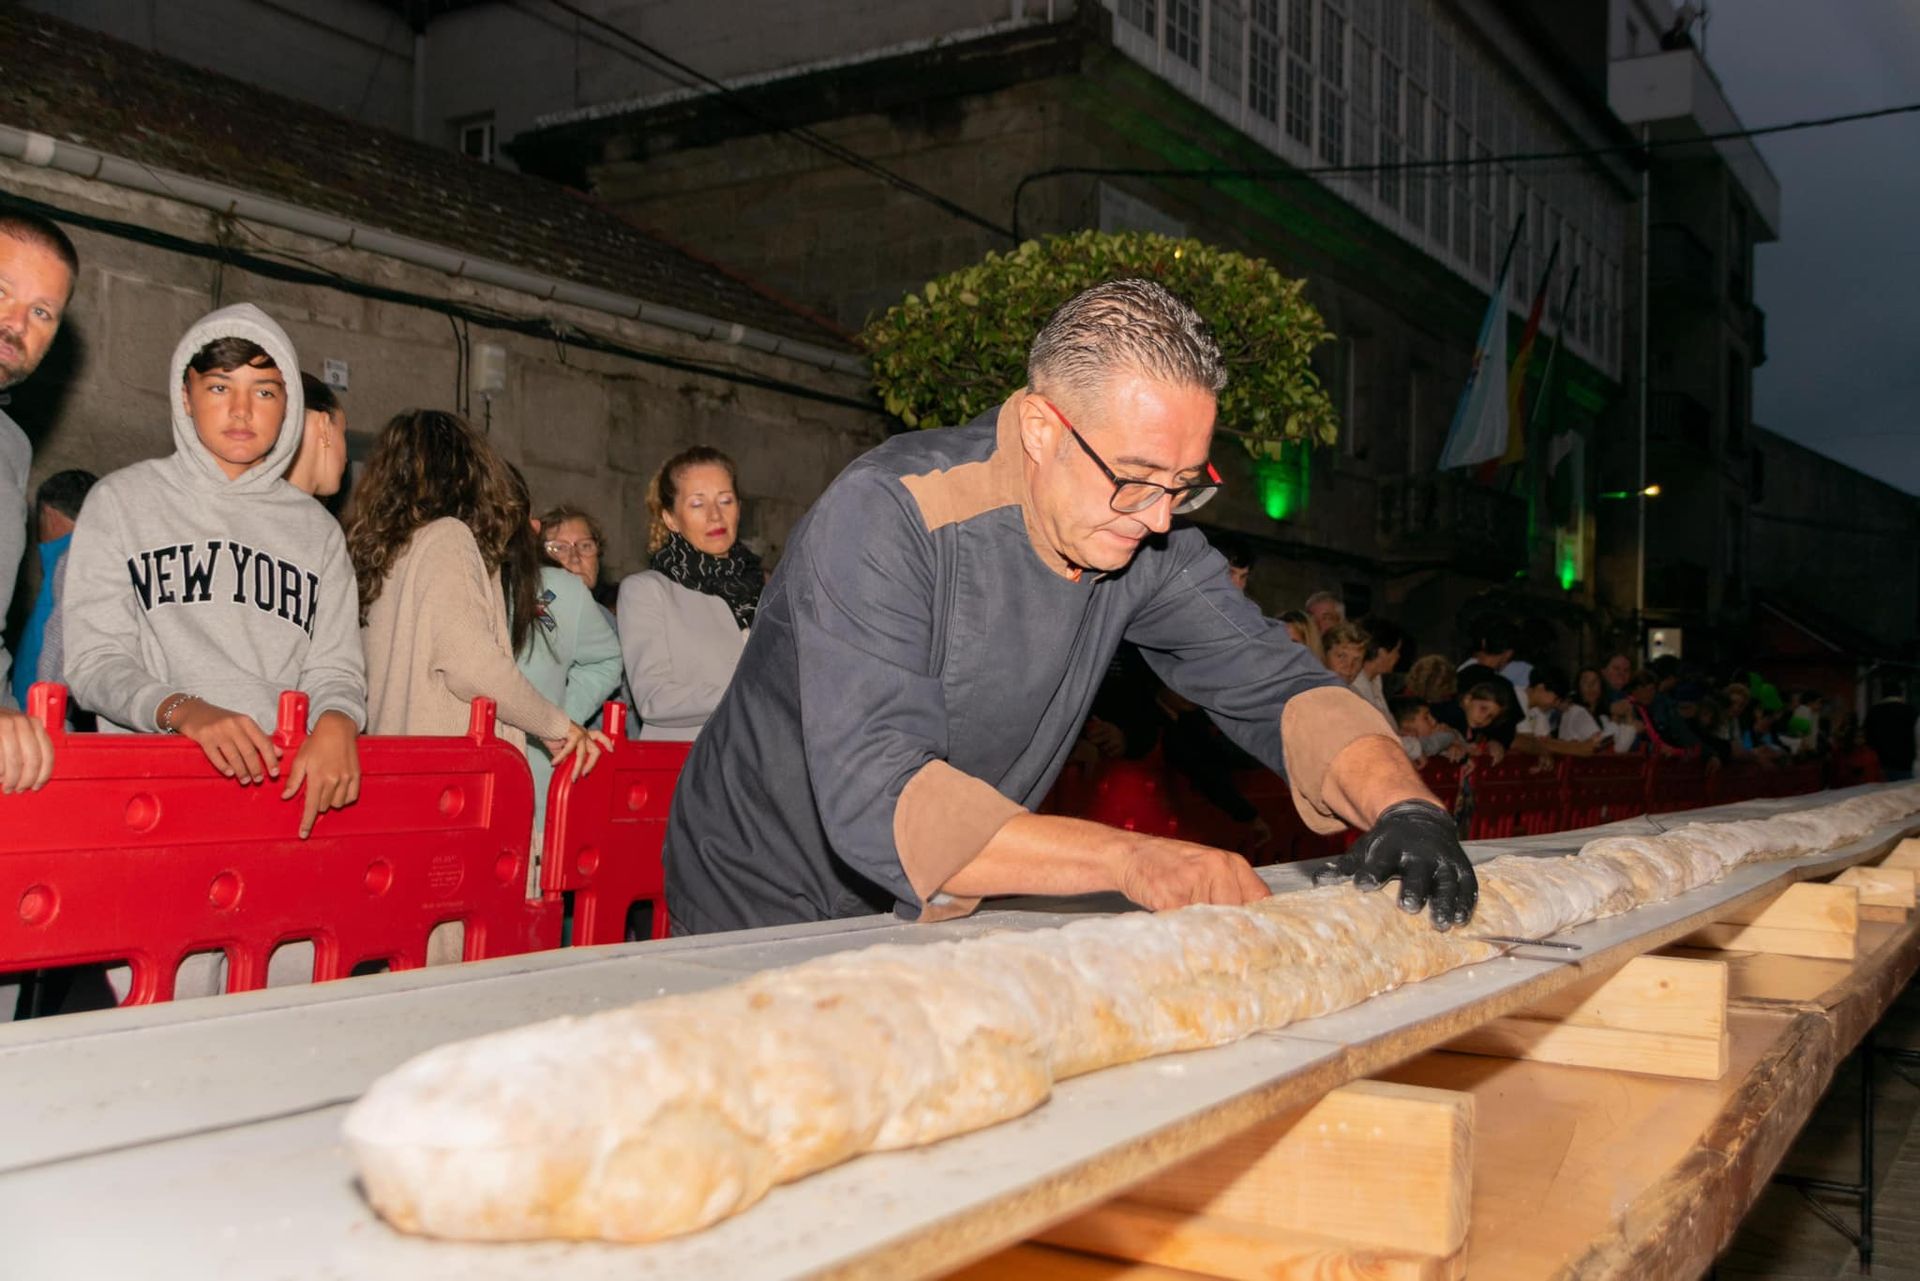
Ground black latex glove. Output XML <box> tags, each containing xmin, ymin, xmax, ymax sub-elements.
<box><xmin>1310</xmin><ymin>799</ymin><xmax>1478</xmax><ymax>930</ymax></box>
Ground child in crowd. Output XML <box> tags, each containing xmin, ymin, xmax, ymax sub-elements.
<box><xmin>63</xmin><ymin>303</ymin><xmax>365</xmax><ymax>838</ymax></box>
<box><xmin>1392</xmin><ymin>696</ymin><xmax>1467</xmax><ymax>764</ymax></box>
<box><xmin>1321</xmin><ymin>622</ymin><xmax>1369</xmax><ymax>682</ymax></box>
<box><xmin>1515</xmin><ymin>665</ymin><xmax>1609</xmax><ymax>756</ymax></box>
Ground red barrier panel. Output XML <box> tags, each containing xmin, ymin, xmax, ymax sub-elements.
<box><xmin>540</xmin><ymin>703</ymin><xmax>690</xmax><ymax>945</ymax></box>
<box><xmin>1417</xmin><ymin>757</ymin><xmax>1462</xmax><ymax>815</ymax></box>
<box><xmin>1647</xmin><ymin>755</ymin><xmax>1710</xmax><ymax>814</ymax></box>
<box><xmin>1763</xmin><ymin>761</ymin><xmax>1827</xmax><ymax>799</ymax></box>
<box><xmin>0</xmin><ymin>684</ymin><xmax>557</xmax><ymax>1003</ymax></box>
<box><xmin>1712</xmin><ymin>761</ymin><xmax>1767</xmax><ymax>806</ymax></box>
<box><xmin>1463</xmin><ymin>754</ymin><xmax>1565</xmax><ymax>840</ymax></box>
<box><xmin>1562</xmin><ymin>754</ymin><xmax>1650</xmax><ymax>828</ymax></box>
<box><xmin>1828</xmin><ymin>749</ymin><xmax>1885</xmax><ymax>790</ymax></box>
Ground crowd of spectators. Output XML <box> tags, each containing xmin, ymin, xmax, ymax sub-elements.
<box><xmin>0</xmin><ymin>213</ymin><xmax>761</xmax><ymax>811</ymax></box>
<box><xmin>1064</xmin><ymin>529</ymin><xmax>1903</xmax><ymax>847</ymax></box>
<box><xmin>0</xmin><ymin>207</ymin><xmax>1907</xmax><ymax>855</ymax></box>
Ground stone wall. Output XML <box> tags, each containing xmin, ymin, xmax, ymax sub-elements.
<box><xmin>2</xmin><ymin>156</ymin><xmax>887</xmax><ymax>587</ymax></box>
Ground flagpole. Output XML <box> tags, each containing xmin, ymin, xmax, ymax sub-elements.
<box><xmin>1522</xmin><ymin>260</ymin><xmax>1579</xmax><ymax>542</ymax></box>
<box><xmin>1527</xmin><ymin>261</ymin><xmax>1580</xmax><ymax>437</ymax></box>
<box><xmin>1495</xmin><ymin>214</ymin><xmax>1525</xmax><ymax>291</ymax></box>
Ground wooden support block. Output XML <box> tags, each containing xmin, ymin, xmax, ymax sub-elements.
<box><xmin>1884</xmin><ymin>837</ymin><xmax>1920</xmax><ymax>870</ymax></box>
<box><xmin>1036</xmin><ymin>1080</ymin><xmax>1472</xmax><ymax>1275</ymax></box>
<box><xmin>1682</xmin><ymin>882</ymin><xmax>1859</xmax><ymax>960</ymax></box>
<box><xmin>1834</xmin><ymin>865</ymin><xmax>1915</xmax><ymax>923</ymax></box>
<box><xmin>1444</xmin><ymin>955</ymin><xmax>1729</xmax><ymax>1080</ymax></box>
<box><xmin>944</xmin><ymin>1242</ymin><xmax>1208</xmax><ymax>1280</ymax></box>
<box><xmin>1038</xmin><ymin>1203</ymin><xmax>1464</xmax><ymax>1281</ymax></box>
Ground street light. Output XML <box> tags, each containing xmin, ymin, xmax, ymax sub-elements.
<box><xmin>1599</xmin><ymin>484</ymin><xmax>1663</xmax><ymax>499</ymax></box>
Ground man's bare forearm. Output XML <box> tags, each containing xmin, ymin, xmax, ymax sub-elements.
<box><xmin>941</xmin><ymin>813</ymin><xmax>1131</xmax><ymax>899</ymax></box>
<box><xmin>1319</xmin><ymin>733</ymin><xmax>1443</xmax><ymax>828</ymax></box>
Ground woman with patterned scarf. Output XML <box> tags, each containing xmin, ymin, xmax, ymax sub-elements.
<box><xmin>616</xmin><ymin>446</ymin><xmax>764</xmax><ymax>741</ymax></box>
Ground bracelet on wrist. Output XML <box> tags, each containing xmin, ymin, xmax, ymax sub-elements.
<box><xmin>157</xmin><ymin>693</ymin><xmax>196</xmax><ymax>734</ymax></box>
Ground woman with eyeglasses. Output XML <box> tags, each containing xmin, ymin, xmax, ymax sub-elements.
<box><xmin>536</xmin><ymin>503</ymin><xmax>638</xmax><ymax>740</ymax></box>
<box><xmin>616</xmin><ymin>446</ymin><xmax>763</xmax><ymax>741</ymax></box>
<box><xmin>537</xmin><ymin>505</ymin><xmax>616</xmax><ymax>611</ymax></box>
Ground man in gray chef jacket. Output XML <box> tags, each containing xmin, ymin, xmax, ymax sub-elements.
<box><xmin>665</xmin><ymin>279</ymin><xmax>1474</xmax><ymax>936</ymax></box>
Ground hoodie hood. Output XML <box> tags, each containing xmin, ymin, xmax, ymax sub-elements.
<box><xmin>168</xmin><ymin>303</ymin><xmax>305</xmax><ymax>494</ymax></box>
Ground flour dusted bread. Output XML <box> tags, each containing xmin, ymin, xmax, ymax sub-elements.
<box><xmin>346</xmin><ymin>784</ymin><xmax>1920</xmax><ymax>1243</ymax></box>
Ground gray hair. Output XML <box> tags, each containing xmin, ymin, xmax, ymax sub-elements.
<box><xmin>1027</xmin><ymin>279</ymin><xmax>1227</xmax><ymax>408</ymax></box>
<box><xmin>1303</xmin><ymin>589</ymin><xmax>1345</xmax><ymax>618</ymax></box>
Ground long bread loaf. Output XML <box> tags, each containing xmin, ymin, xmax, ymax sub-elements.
<box><xmin>345</xmin><ymin>785</ymin><xmax>1920</xmax><ymax>1242</ymax></box>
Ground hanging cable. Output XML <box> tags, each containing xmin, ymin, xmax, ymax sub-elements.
<box><xmin>1010</xmin><ymin>99</ymin><xmax>1920</xmax><ymax>237</ymax></box>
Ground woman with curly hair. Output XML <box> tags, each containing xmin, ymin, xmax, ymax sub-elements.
<box><xmin>348</xmin><ymin>409</ymin><xmax>609</xmax><ymax>777</ymax></box>
<box><xmin>617</xmin><ymin>445</ymin><xmax>763</xmax><ymax>741</ymax></box>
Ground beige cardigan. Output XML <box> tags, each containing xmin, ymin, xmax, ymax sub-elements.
<box><xmin>362</xmin><ymin>517</ymin><xmax>570</xmax><ymax>750</ymax></box>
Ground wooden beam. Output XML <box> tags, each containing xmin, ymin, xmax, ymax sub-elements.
<box><xmin>1037</xmin><ymin>1202</ymin><xmax>1465</xmax><ymax>1281</ymax></box>
<box><xmin>1682</xmin><ymin>883</ymin><xmax>1859</xmax><ymax>960</ymax></box>
<box><xmin>1126</xmin><ymin>1080</ymin><xmax>1470</xmax><ymax>1256</ymax></box>
<box><xmin>1834</xmin><ymin>866</ymin><xmax>1916</xmax><ymax>923</ymax></box>
<box><xmin>1445</xmin><ymin>956</ymin><xmax>1729</xmax><ymax>1080</ymax></box>
<box><xmin>1883</xmin><ymin>837</ymin><xmax>1920</xmax><ymax>870</ymax></box>
<box><xmin>943</xmin><ymin>1242</ymin><xmax>1208</xmax><ymax>1279</ymax></box>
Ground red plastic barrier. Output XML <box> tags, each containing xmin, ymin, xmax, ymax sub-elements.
<box><xmin>1647</xmin><ymin>755</ymin><xmax>1710</xmax><ymax>814</ymax></box>
<box><xmin>1763</xmin><ymin>761</ymin><xmax>1827</xmax><ymax>799</ymax></box>
<box><xmin>540</xmin><ymin>703</ymin><xmax>690</xmax><ymax>945</ymax></box>
<box><xmin>1561</xmin><ymin>754</ymin><xmax>1649</xmax><ymax>828</ymax></box>
<box><xmin>1711</xmin><ymin>760</ymin><xmax>1767</xmax><ymax>806</ymax></box>
<box><xmin>0</xmin><ymin>684</ymin><xmax>557</xmax><ymax>1003</ymax></box>
<box><xmin>1828</xmin><ymin>749</ymin><xmax>1885</xmax><ymax>790</ymax></box>
<box><xmin>1463</xmin><ymin>754</ymin><xmax>1565</xmax><ymax>840</ymax></box>
<box><xmin>1417</xmin><ymin>757</ymin><xmax>1462</xmax><ymax>814</ymax></box>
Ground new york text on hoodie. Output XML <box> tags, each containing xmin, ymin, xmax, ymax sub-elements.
<box><xmin>62</xmin><ymin>303</ymin><xmax>366</xmax><ymax>732</ymax></box>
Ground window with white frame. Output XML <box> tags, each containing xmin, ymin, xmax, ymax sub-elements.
<box><xmin>1091</xmin><ymin>0</ymin><xmax>1625</xmax><ymax>376</ymax></box>
<box><xmin>1317</xmin><ymin>0</ymin><xmax>1347</xmax><ymax>166</ymax></box>
<box><xmin>1166</xmin><ymin>0</ymin><xmax>1202</xmax><ymax>66</ymax></box>
<box><xmin>1209</xmin><ymin>0</ymin><xmax>1245</xmax><ymax>97</ymax></box>
<box><xmin>1249</xmin><ymin>0</ymin><xmax>1282</xmax><ymax>121</ymax></box>
<box><xmin>1285</xmin><ymin>0</ymin><xmax>1314</xmax><ymax>145</ymax></box>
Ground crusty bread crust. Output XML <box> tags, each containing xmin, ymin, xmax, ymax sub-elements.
<box><xmin>346</xmin><ymin>786</ymin><xmax>1920</xmax><ymax>1243</ymax></box>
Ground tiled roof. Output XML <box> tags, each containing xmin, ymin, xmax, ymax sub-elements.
<box><xmin>0</xmin><ymin>7</ymin><xmax>847</xmax><ymax>349</ymax></box>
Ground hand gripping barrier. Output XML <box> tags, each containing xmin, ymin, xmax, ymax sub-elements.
<box><xmin>1</xmin><ymin>684</ymin><xmax>558</xmax><ymax>1003</ymax></box>
<box><xmin>539</xmin><ymin>703</ymin><xmax>690</xmax><ymax>946</ymax></box>
<box><xmin>1560</xmin><ymin>754</ymin><xmax>1650</xmax><ymax>828</ymax></box>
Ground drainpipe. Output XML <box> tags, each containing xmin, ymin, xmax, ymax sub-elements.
<box><xmin>0</xmin><ymin>126</ymin><xmax>866</xmax><ymax>378</ymax></box>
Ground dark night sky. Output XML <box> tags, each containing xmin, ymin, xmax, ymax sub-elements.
<box><xmin>1704</xmin><ymin>1</ymin><xmax>1920</xmax><ymax>495</ymax></box>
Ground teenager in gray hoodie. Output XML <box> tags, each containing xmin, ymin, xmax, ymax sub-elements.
<box><xmin>63</xmin><ymin>303</ymin><xmax>366</xmax><ymax>837</ymax></box>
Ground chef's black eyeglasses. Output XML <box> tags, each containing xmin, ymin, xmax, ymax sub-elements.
<box><xmin>1036</xmin><ymin>396</ymin><xmax>1222</xmax><ymax>515</ymax></box>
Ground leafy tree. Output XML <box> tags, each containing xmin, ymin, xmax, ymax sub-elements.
<box><xmin>858</xmin><ymin>230</ymin><xmax>1340</xmax><ymax>456</ymax></box>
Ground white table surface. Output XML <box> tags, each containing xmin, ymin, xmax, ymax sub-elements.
<box><xmin>2</xmin><ymin>784</ymin><xmax>1908</xmax><ymax>1279</ymax></box>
